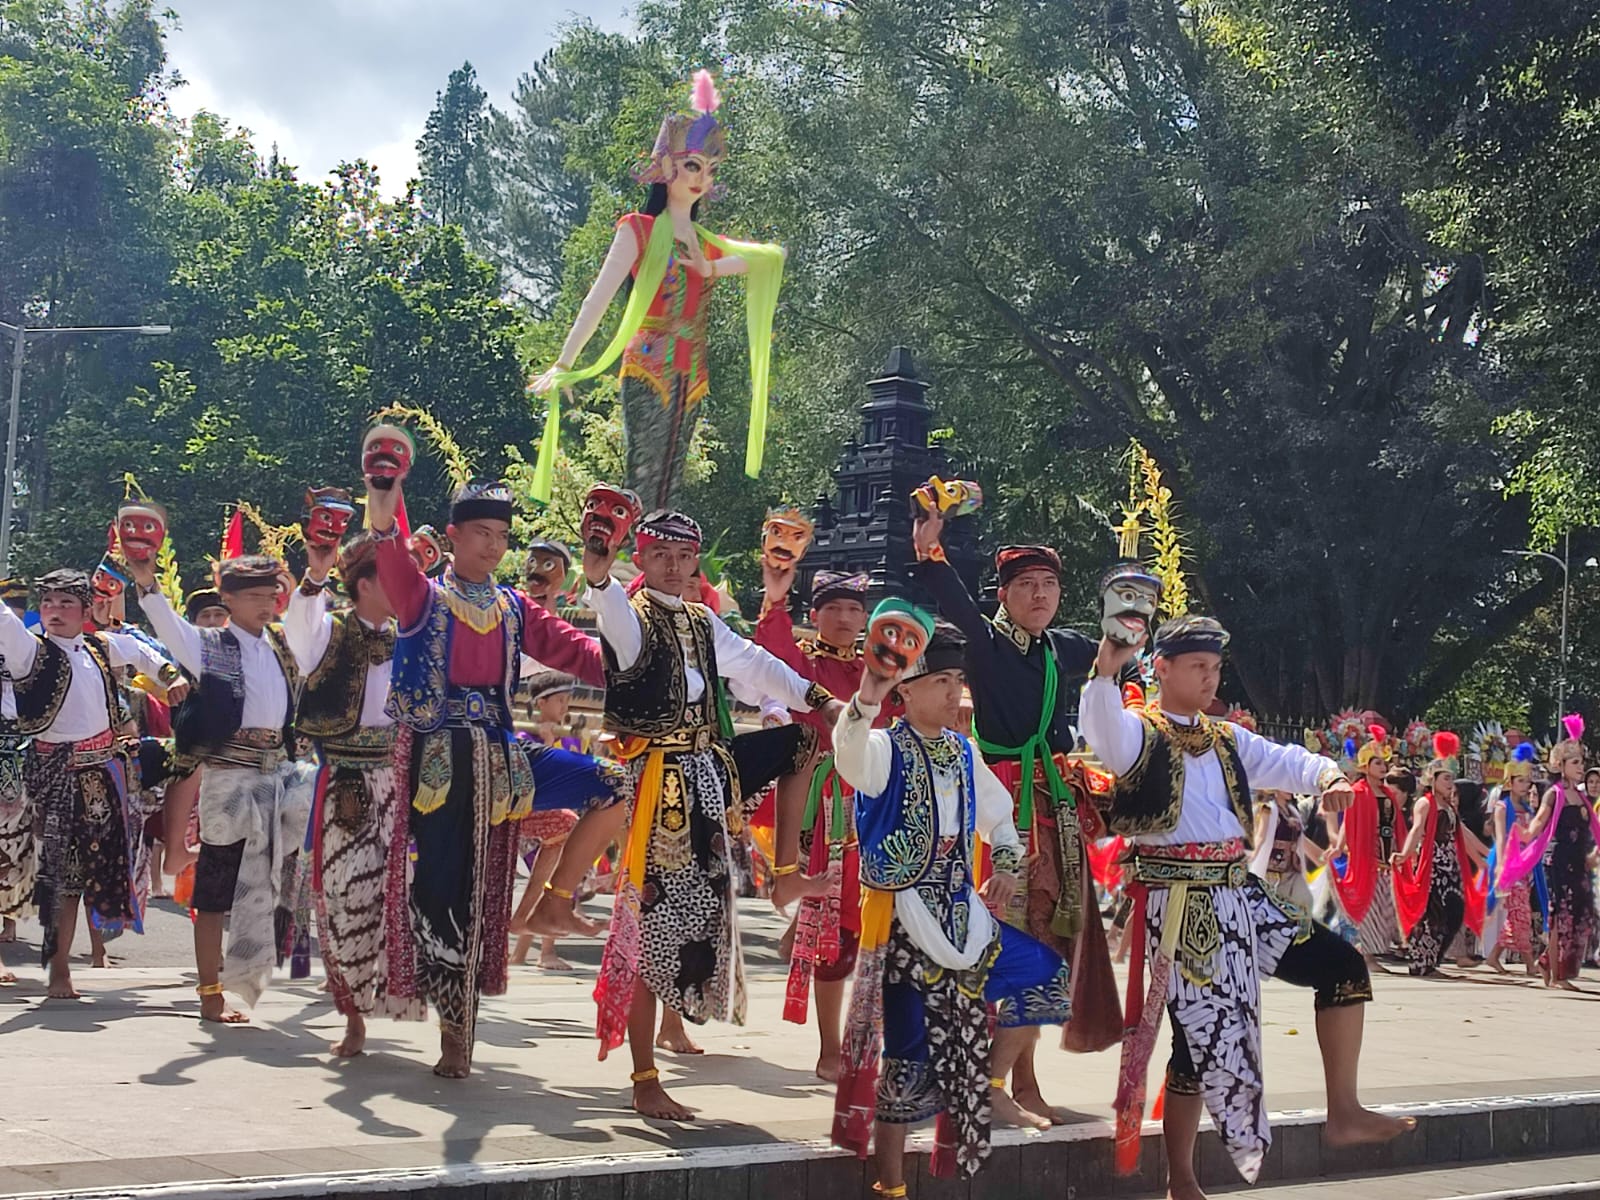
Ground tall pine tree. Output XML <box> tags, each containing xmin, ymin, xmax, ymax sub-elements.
<box><xmin>416</xmin><ymin>61</ymin><xmax>488</xmax><ymax>228</ymax></box>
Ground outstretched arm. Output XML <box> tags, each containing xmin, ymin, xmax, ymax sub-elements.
<box><xmin>532</xmin><ymin>225</ymin><xmax>638</xmax><ymax>390</ymax></box>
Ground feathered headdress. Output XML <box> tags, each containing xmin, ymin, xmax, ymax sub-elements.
<box><xmin>1427</xmin><ymin>730</ymin><xmax>1461</xmax><ymax>779</ymax></box>
<box><xmin>1563</xmin><ymin>713</ymin><xmax>1585</xmax><ymax>743</ymax></box>
<box><xmin>635</xmin><ymin>69</ymin><xmax>729</xmax><ymax>185</ymax></box>
<box><xmin>1506</xmin><ymin>740</ymin><xmax>1537</xmax><ymax>780</ymax></box>
<box><xmin>1401</xmin><ymin>719</ymin><xmax>1433</xmax><ymax>764</ymax></box>
<box><xmin>1357</xmin><ymin>724</ymin><xmax>1392</xmax><ymax>768</ymax></box>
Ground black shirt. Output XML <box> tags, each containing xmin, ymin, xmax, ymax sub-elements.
<box><xmin>909</xmin><ymin>558</ymin><xmax>1100</xmax><ymax>759</ymax></box>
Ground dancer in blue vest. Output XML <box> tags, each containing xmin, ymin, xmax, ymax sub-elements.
<box><xmin>831</xmin><ymin>614</ymin><xmax>1071</xmax><ymax>1192</ymax></box>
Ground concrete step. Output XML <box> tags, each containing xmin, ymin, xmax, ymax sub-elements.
<box><xmin>1213</xmin><ymin>1152</ymin><xmax>1600</xmax><ymax>1200</ymax></box>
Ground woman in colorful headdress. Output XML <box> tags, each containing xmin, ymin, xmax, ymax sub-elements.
<box><xmin>1390</xmin><ymin>733</ymin><xmax>1489</xmax><ymax>977</ymax></box>
<box><xmin>530</xmin><ymin>70</ymin><xmax>785</xmax><ymax>511</ymax></box>
<box><xmin>1484</xmin><ymin>743</ymin><xmax>1547</xmax><ymax>975</ymax></box>
<box><xmin>1328</xmin><ymin>726</ymin><xmax>1406</xmax><ymax>963</ymax></box>
<box><xmin>1506</xmin><ymin>717</ymin><xmax>1599</xmax><ymax>987</ymax></box>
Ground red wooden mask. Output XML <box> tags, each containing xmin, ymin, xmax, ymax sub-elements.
<box><xmin>361</xmin><ymin>424</ymin><xmax>414</xmax><ymax>491</ymax></box>
<box><xmin>116</xmin><ymin>501</ymin><xmax>167</xmax><ymax>563</ymax></box>
<box><xmin>303</xmin><ymin>487</ymin><xmax>356</xmax><ymax>549</ymax></box>
<box><xmin>581</xmin><ymin>484</ymin><xmax>643</xmax><ymax>554</ymax></box>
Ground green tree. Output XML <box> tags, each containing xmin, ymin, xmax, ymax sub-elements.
<box><xmin>416</xmin><ymin>60</ymin><xmax>488</xmax><ymax>229</ymax></box>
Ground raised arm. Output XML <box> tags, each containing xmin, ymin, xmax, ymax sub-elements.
<box><xmin>907</xmin><ymin>556</ymin><xmax>989</xmax><ymax>645</ymax></box>
<box><xmin>753</xmin><ymin>600</ymin><xmax>810</xmax><ymax>676</ymax></box>
<box><xmin>832</xmin><ymin>695</ymin><xmax>893</xmax><ymax>797</ymax></box>
<box><xmin>531</xmin><ymin>225</ymin><xmax>638</xmax><ymax>391</ymax></box>
<box><xmin>582</xmin><ymin>578</ymin><xmax>643</xmax><ymax>672</ymax></box>
<box><xmin>0</xmin><ymin>600</ymin><xmax>39</xmax><ymax>679</ymax></box>
<box><xmin>283</xmin><ymin>582</ymin><xmax>334</xmax><ymax>675</ymax></box>
<box><xmin>1233</xmin><ymin>726</ymin><xmax>1344</xmax><ymax>796</ymax></box>
<box><xmin>137</xmin><ymin>589</ymin><xmax>203</xmax><ymax>677</ymax></box>
<box><xmin>374</xmin><ymin>528</ymin><xmax>431</xmax><ymax>632</ymax></box>
<box><xmin>1078</xmin><ymin>674</ymin><xmax>1146</xmax><ymax>776</ymax></box>
<box><xmin>103</xmin><ymin>630</ymin><xmax>179</xmax><ymax>683</ymax></box>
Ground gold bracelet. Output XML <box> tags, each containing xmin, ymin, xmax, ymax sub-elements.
<box><xmin>630</xmin><ymin>1068</ymin><xmax>660</xmax><ymax>1083</ymax></box>
<box><xmin>772</xmin><ymin>863</ymin><xmax>800</xmax><ymax>878</ymax></box>
<box><xmin>873</xmin><ymin>1185</ymin><xmax>908</xmax><ymax>1199</ymax></box>
<box><xmin>196</xmin><ymin>982</ymin><xmax>225</xmax><ymax>997</ymax></box>
<box><xmin>543</xmin><ymin>880</ymin><xmax>575</xmax><ymax>900</ymax></box>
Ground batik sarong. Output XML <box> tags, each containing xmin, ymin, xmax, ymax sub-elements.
<box><xmin>0</xmin><ymin>729</ymin><xmax>34</xmax><ymax>919</ymax></box>
<box><xmin>23</xmin><ymin>731</ymin><xmax>140</xmax><ymax>966</ymax></box>
<box><xmin>196</xmin><ymin>757</ymin><xmax>316</xmax><ymax>1006</ymax></box>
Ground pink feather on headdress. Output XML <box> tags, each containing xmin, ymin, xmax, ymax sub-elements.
<box><xmin>1563</xmin><ymin>712</ymin><xmax>1585</xmax><ymax>742</ymax></box>
<box><xmin>690</xmin><ymin>69</ymin><xmax>721</xmax><ymax>115</ymax></box>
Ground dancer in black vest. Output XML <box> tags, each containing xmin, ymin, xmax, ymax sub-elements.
<box><xmin>0</xmin><ymin>569</ymin><xmax>182</xmax><ymax>998</ymax></box>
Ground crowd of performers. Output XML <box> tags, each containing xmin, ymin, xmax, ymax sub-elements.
<box><xmin>37</xmin><ymin>430</ymin><xmax>1572</xmax><ymax>1200</ymax></box>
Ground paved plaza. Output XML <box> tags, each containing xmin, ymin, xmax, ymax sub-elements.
<box><xmin>3</xmin><ymin>899</ymin><xmax>1600</xmax><ymax>1197</ymax></box>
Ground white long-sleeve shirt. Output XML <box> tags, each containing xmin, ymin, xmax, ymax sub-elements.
<box><xmin>0</xmin><ymin>603</ymin><xmax>175</xmax><ymax>742</ymax></box>
<box><xmin>584</xmin><ymin>580</ymin><xmax>817</xmax><ymax>713</ymax></box>
<box><xmin>832</xmin><ymin>697</ymin><xmax>1020</xmax><ymax>969</ymax></box>
<box><xmin>1078</xmin><ymin>675</ymin><xmax>1339</xmax><ymax>847</ymax></box>
<box><xmin>141</xmin><ymin>591</ymin><xmax>290</xmax><ymax>732</ymax></box>
<box><xmin>283</xmin><ymin>586</ymin><xmax>393</xmax><ymax>729</ymax></box>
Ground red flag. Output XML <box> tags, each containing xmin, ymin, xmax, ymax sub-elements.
<box><xmin>220</xmin><ymin>508</ymin><xmax>244</xmax><ymax>560</ymax></box>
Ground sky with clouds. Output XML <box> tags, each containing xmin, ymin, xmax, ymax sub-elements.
<box><xmin>163</xmin><ymin>0</ymin><xmax>633</xmax><ymax>194</ymax></box>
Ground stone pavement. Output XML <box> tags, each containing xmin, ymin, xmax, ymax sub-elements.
<box><xmin>3</xmin><ymin>900</ymin><xmax>1600</xmax><ymax>1198</ymax></box>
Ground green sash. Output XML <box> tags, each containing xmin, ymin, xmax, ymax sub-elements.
<box><xmin>973</xmin><ymin>641</ymin><xmax>1072</xmax><ymax>831</ymax></box>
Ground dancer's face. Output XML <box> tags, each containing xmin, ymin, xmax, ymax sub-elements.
<box><xmin>998</xmin><ymin>568</ymin><xmax>1060</xmax><ymax>637</ymax></box>
<box><xmin>447</xmin><ymin>518</ymin><xmax>510</xmax><ymax>581</ymax></box>
<box><xmin>1364</xmin><ymin>756</ymin><xmax>1390</xmax><ymax>787</ymax></box>
<box><xmin>1153</xmin><ymin>651</ymin><xmax>1221</xmax><ymax>715</ymax></box>
<box><xmin>638</xmin><ymin>541</ymin><xmax>699</xmax><ymax>597</ymax></box>
<box><xmin>668</xmin><ymin>154</ymin><xmax>717</xmax><ymax>207</ymax></box>
<box><xmin>38</xmin><ymin>591</ymin><xmax>86</xmax><ymax>638</ymax></box>
<box><xmin>812</xmin><ymin>598</ymin><xmax>867</xmax><ymax>650</ymax></box>
<box><xmin>224</xmin><ymin>584</ymin><xmax>280</xmax><ymax>635</ymax></box>
<box><xmin>1432</xmin><ymin>770</ymin><xmax>1456</xmax><ymax>801</ymax></box>
<box><xmin>898</xmin><ymin>668</ymin><xmax>965</xmax><ymax>734</ymax></box>
<box><xmin>192</xmin><ymin>605</ymin><xmax>229</xmax><ymax>629</ymax></box>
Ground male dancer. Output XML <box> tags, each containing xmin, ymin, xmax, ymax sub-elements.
<box><xmin>582</xmin><ymin>509</ymin><xmax>839</xmax><ymax>1120</ymax></box>
<box><xmin>286</xmin><ymin>532</ymin><xmax>424</xmax><ymax>1056</ymax></box>
<box><xmin>0</xmin><ymin>570</ymin><xmax>184</xmax><ymax>998</ymax></box>
<box><xmin>366</xmin><ymin>465</ymin><xmax>628</xmax><ymax>1077</ymax></box>
<box><xmin>1082</xmin><ymin>615</ymin><xmax>1411</xmax><ymax>1199</ymax></box>
<box><xmin>0</xmin><ymin>577</ymin><xmax>34</xmax><ymax>947</ymax></box>
<box><xmin>832</xmin><ymin>618</ymin><xmax>1073</xmax><ymax>1188</ymax></box>
<box><xmin>910</xmin><ymin>505</ymin><xmax>1115</xmax><ymax>1122</ymax></box>
<box><xmin>756</xmin><ymin>564</ymin><xmax>873</xmax><ymax>1080</ymax></box>
<box><xmin>1329</xmin><ymin>729</ymin><xmax>1404</xmax><ymax>964</ymax></box>
<box><xmin>136</xmin><ymin>553</ymin><xmax>313</xmax><ymax>1022</ymax></box>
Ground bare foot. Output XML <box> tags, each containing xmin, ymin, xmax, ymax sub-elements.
<box><xmin>164</xmin><ymin>844</ymin><xmax>197</xmax><ymax>876</ymax></box>
<box><xmin>0</xmin><ymin>968</ymin><xmax>14</xmax><ymax>985</ymax></box>
<box><xmin>523</xmin><ymin>895</ymin><xmax>602</xmax><ymax>939</ymax></box>
<box><xmin>0</xmin><ymin>918</ymin><xmax>16</xmax><ymax>943</ymax></box>
<box><xmin>655</xmin><ymin>1010</ymin><xmax>705</xmax><ymax>1055</ymax></box>
<box><xmin>991</xmin><ymin>1084</ymin><xmax>1051</xmax><ymax>1131</ymax></box>
<box><xmin>331</xmin><ymin>1014</ymin><xmax>366</xmax><ymax>1058</ymax></box>
<box><xmin>510</xmin><ymin>934</ymin><xmax>532</xmax><ymax>966</ymax></box>
<box><xmin>538</xmin><ymin>952</ymin><xmax>576</xmax><ymax>972</ymax></box>
<box><xmin>92</xmin><ymin>952</ymin><xmax>110</xmax><ymax>969</ymax></box>
<box><xmin>632</xmin><ymin>1076</ymin><xmax>695</xmax><ymax>1121</ymax></box>
<box><xmin>433</xmin><ymin>1033</ymin><xmax>471</xmax><ymax>1078</ymax></box>
<box><xmin>1014</xmin><ymin>1087</ymin><xmax>1072</xmax><ymax>1125</ymax></box>
<box><xmin>1324</xmin><ymin>1107</ymin><xmax>1416</xmax><ymax>1148</ymax></box>
<box><xmin>816</xmin><ymin>1049</ymin><xmax>841</xmax><ymax>1083</ymax></box>
<box><xmin>47</xmin><ymin>970</ymin><xmax>80</xmax><ymax>1000</ymax></box>
<box><xmin>770</xmin><ymin>869</ymin><xmax>831</xmax><ymax>912</ymax></box>
<box><xmin>199</xmin><ymin>991</ymin><xmax>248</xmax><ymax>1024</ymax></box>
<box><xmin>1167</xmin><ymin>1179</ymin><xmax>1208</xmax><ymax>1200</ymax></box>
<box><xmin>1553</xmin><ymin>978</ymin><xmax>1581</xmax><ymax>991</ymax></box>
<box><xmin>1487</xmin><ymin>955</ymin><xmax>1507</xmax><ymax>975</ymax></box>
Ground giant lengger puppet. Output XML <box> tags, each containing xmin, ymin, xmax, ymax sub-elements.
<box><xmin>529</xmin><ymin>70</ymin><xmax>785</xmax><ymax>510</ymax></box>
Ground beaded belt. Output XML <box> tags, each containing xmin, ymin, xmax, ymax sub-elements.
<box><xmin>1128</xmin><ymin>849</ymin><xmax>1250</xmax><ymax>889</ymax></box>
<box><xmin>639</xmin><ymin>725</ymin><xmax>719</xmax><ymax>753</ymax></box>
<box><xmin>34</xmin><ymin>727</ymin><xmax>117</xmax><ymax>769</ymax></box>
<box><xmin>321</xmin><ymin>725</ymin><xmax>397</xmax><ymax>766</ymax></box>
<box><xmin>445</xmin><ymin>687</ymin><xmax>503</xmax><ymax>727</ymax></box>
<box><xmin>208</xmin><ymin>728</ymin><xmax>287</xmax><ymax>772</ymax></box>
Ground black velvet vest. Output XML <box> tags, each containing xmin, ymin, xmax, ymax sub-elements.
<box><xmin>602</xmin><ymin>591</ymin><xmax>723</xmax><ymax>740</ymax></box>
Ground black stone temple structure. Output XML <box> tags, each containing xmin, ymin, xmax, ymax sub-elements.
<box><xmin>795</xmin><ymin>346</ymin><xmax>983</xmax><ymax>613</ymax></box>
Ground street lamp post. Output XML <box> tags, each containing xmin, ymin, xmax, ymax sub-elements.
<box><xmin>1505</xmin><ymin>532</ymin><xmax>1574</xmax><ymax>721</ymax></box>
<box><xmin>0</xmin><ymin>320</ymin><xmax>172</xmax><ymax>573</ymax></box>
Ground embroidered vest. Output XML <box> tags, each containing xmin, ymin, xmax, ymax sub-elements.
<box><xmin>298</xmin><ymin>613</ymin><xmax>395</xmax><ymax>739</ymax></box>
<box><xmin>386</xmin><ymin>580</ymin><xmax>524</xmax><ymax>733</ymax></box>
<box><xmin>1102</xmin><ymin>710</ymin><xmax>1253</xmax><ymax>838</ymax></box>
<box><xmin>602</xmin><ymin>592</ymin><xmax>728</xmax><ymax>740</ymax></box>
<box><xmin>172</xmin><ymin>625</ymin><xmax>300</xmax><ymax>756</ymax></box>
<box><xmin>10</xmin><ymin>634</ymin><xmax>119</xmax><ymax>737</ymax></box>
<box><xmin>857</xmin><ymin>720</ymin><xmax>976</xmax><ymax>892</ymax></box>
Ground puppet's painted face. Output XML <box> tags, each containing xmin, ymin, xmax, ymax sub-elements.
<box><xmin>667</xmin><ymin>153</ymin><xmax>718</xmax><ymax>207</ymax></box>
<box><xmin>912</xmin><ymin>476</ymin><xmax>983</xmax><ymax>519</ymax></box>
<box><xmin>92</xmin><ymin>562</ymin><xmax>127</xmax><ymax>602</ymax></box>
<box><xmin>362</xmin><ymin>425</ymin><xmax>413</xmax><ymax>491</ymax></box>
<box><xmin>408</xmin><ymin>527</ymin><xmax>445</xmax><ymax>574</ymax></box>
<box><xmin>760</xmin><ymin>511</ymin><xmax>813</xmax><ymax>569</ymax></box>
<box><xmin>581</xmin><ymin>485</ymin><xmax>643</xmax><ymax>554</ymax></box>
<box><xmin>523</xmin><ymin>551</ymin><xmax>568</xmax><ymax>603</ymax></box>
<box><xmin>116</xmin><ymin>505</ymin><xmax>166</xmax><ymax>563</ymax></box>
<box><xmin>303</xmin><ymin>490</ymin><xmax>355</xmax><ymax>549</ymax></box>
<box><xmin>865</xmin><ymin>613</ymin><xmax>928</xmax><ymax>680</ymax></box>
<box><xmin>1101</xmin><ymin>577</ymin><xmax>1160</xmax><ymax>647</ymax></box>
